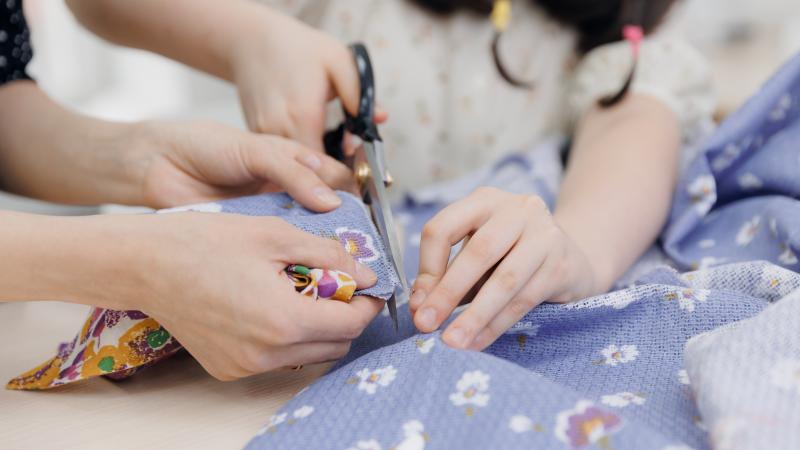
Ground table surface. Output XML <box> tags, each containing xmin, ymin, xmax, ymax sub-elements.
<box><xmin>0</xmin><ymin>301</ymin><xmax>327</xmax><ymax>450</ymax></box>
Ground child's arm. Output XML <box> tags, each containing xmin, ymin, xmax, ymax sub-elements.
<box><xmin>0</xmin><ymin>81</ymin><xmax>351</xmax><ymax>210</ymax></box>
<box><xmin>409</xmin><ymin>94</ymin><xmax>680</xmax><ymax>350</ymax></box>
<box><xmin>554</xmin><ymin>94</ymin><xmax>681</xmax><ymax>290</ymax></box>
<box><xmin>65</xmin><ymin>0</ymin><xmax>381</xmax><ymax>151</ymax></box>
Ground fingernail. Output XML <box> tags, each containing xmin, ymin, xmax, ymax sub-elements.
<box><xmin>471</xmin><ymin>329</ymin><xmax>492</xmax><ymax>349</ymax></box>
<box><xmin>355</xmin><ymin>262</ymin><xmax>377</xmax><ymax>284</ymax></box>
<box><xmin>445</xmin><ymin>327</ymin><xmax>468</xmax><ymax>349</ymax></box>
<box><xmin>313</xmin><ymin>187</ymin><xmax>341</xmax><ymax>206</ymax></box>
<box><xmin>416</xmin><ymin>307</ymin><xmax>437</xmax><ymax>331</ymax></box>
<box><xmin>302</xmin><ymin>154</ymin><xmax>322</xmax><ymax>170</ymax></box>
<box><xmin>409</xmin><ymin>289</ymin><xmax>426</xmax><ymax>309</ymax></box>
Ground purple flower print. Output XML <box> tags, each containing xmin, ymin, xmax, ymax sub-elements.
<box><xmin>335</xmin><ymin>227</ymin><xmax>379</xmax><ymax>263</ymax></box>
<box><xmin>555</xmin><ymin>400</ymin><xmax>623</xmax><ymax>448</ymax></box>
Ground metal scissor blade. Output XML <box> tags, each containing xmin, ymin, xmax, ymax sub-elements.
<box><xmin>362</xmin><ymin>140</ymin><xmax>409</xmax><ymax>331</ymax></box>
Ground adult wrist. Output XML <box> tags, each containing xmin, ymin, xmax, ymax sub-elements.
<box><xmin>0</xmin><ymin>212</ymin><xmax>152</xmax><ymax>311</ymax></box>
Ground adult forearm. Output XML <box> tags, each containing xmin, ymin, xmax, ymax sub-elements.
<box><xmin>0</xmin><ymin>82</ymin><xmax>145</xmax><ymax>205</ymax></box>
<box><xmin>0</xmin><ymin>211</ymin><xmax>141</xmax><ymax>309</ymax></box>
<box><xmin>554</xmin><ymin>95</ymin><xmax>681</xmax><ymax>291</ymax></box>
<box><xmin>66</xmin><ymin>0</ymin><xmax>273</xmax><ymax>81</ymax></box>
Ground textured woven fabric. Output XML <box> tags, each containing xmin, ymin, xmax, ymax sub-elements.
<box><xmin>245</xmin><ymin>54</ymin><xmax>800</xmax><ymax>450</ymax></box>
<box><xmin>7</xmin><ymin>192</ymin><xmax>399</xmax><ymax>390</ymax></box>
<box><xmin>685</xmin><ymin>276</ymin><xmax>800</xmax><ymax>450</ymax></box>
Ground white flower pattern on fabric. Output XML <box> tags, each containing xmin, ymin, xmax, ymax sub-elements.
<box><xmin>293</xmin><ymin>405</ymin><xmax>314</xmax><ymax>419</ymax></box>
<box><xmin>664</xmin><ymin>288</ymin><xmax>709</xmax><ymax>313</ymax></box>
<box><xmin>779</xmin><ymin>245</ymin><xmax>798</xmax><ymax>265</ymax></box>
<box><xmin>349</xmin><ymin>366</ymin><xmax>397</xmax><ymax>395</ymax></box>
<box><xmin>156</xmin><ymin>202</ymin><xmax>223</xmax><ymax>214</ymax></box>
<box><xmin>598</xmin><ymin>344</ymin><xmax>639</xmax><ymax>366</ymax></box>
<box><xmin>255</xmin><ymin>412</ymin><xmax>287</xmax><ymax>435</ymax></box>
<box><xmin>769</xmin><ymin>359</ymin><xmax>800</xmax><ymax>395</ymax></box>
<box><xmin>698</xmin><ymin>239</ymin><xmax>716</xmax><ymax>249</ymax></box>
<box><xmin>450</xmin><ymin>370</ymin><xmax>490</xmax><ymax>415</ymax></box>
<box><xmin>711</xmin><ymin>143</ymin><xmax>742</xmax><ymax>172</ymax></box>
<box><xmin>509</xmin><ymin>415</ymin><xmax>534</xmax><ymax>433</ymax></box>
<box><xmin>601</xmin><ymin>392</ymin><xmax>647</xmax><ymax>408</ymax></box>
<box><xmin>769</xmin><ymin>93</ymin><xmax>792</xmax><ymax>121</ymax></box>
<box><xmin>678</xmin><ymin>369</ymin><xmax>691</xmax><ymax>386</ymax></box>
<box><xmin>696</xmin><ymin>256</ymin><xmax>726</xmax><ymax>270</ymax></box>
<box><xmin>506</xmin><ymin>321</ymin><xmax>542</xmax><ymax>350</ymax></box>
<box><xmin>345</xmin><ymin>439</ymin><xmax>382</xmax><ymax>450</ymax></box>
<box><xmin>737</xmin><ymin>173</ymin><xmax>763</xmax><ymax>191</ymax></box>
<box><xmin>394</xmin><ymin>420</ymin><xmax>426</xmax><ymax>450</ymax></box>
<box><xmin>687</xmin><ymin>175</ymin><xmax>716</xmax><ymax>215</ymax></box>
<box><xmin>507</xmin><ymin>321</ymin><xmax>541</xmax><ymax>337</ymax></box>
<box><xmin>415</xmin><ymin>337</ymin><xmax>435</xmax><ymax>354</ymax></box>
<box><xmin>736</xmin><ymin>216</ymin><xmax>761</xmax><ymax>247</ymax></box>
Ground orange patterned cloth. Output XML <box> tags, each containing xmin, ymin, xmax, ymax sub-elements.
<box><xmin>7</xmin><ymin>268</ymin><xmax>356</xmax><ymax>390</ymax></box>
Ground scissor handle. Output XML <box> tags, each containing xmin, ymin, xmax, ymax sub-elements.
<box><xmin>343</xmin><ymin>43</ymin><xmax>380</xmax><ymax>142</ymax></box>
<box><xmin>324</xmin><ymin>43</ymin><xmax>380</xmax><ymax>162</ymax></box>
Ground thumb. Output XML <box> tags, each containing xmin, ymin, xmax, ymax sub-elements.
<box><xmin>326</xmin><ymin>43</ymin><xmax>361</xmax><ymax>118</ymax></box>
<box><xmin>243</xmin><ymin>138</ymin><xmax>342</xmax><ymax>212</ymax></box>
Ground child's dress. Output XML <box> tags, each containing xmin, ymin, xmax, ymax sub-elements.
<box><xmin>262</xmin><ymin>0</ymin><xmax>716</xmax><ymax>194</ymax></box>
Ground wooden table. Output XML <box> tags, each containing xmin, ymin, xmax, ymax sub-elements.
<box><xmin>0</xmin><ymin>301</ymin><xmax>327</xmax><ymax>449</ymax></box>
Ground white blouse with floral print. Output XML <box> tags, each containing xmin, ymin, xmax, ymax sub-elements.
<box><xmin>260</xmin><ymin>0</ymin><xmax>716</xmax><ymax>195</ymax></box>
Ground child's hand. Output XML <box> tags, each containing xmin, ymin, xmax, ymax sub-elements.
<box><xmin>409</xmin><ymin>187</ymin><xmax>598</xmax><ymax>350</ymax></box>
<box><xmin>229</xmin><ymin>11</ymin><xmax>387</xmax><ymax>151</ymax></box>
<box><xmin>130</xmin><ymin>120</ymin><xmax>357</xmax><ymax>211</ymax></box>
<box><xmin>109</xmin><ymin>212</ymin><xmax>381</xmax><ymax>380</ymax></box>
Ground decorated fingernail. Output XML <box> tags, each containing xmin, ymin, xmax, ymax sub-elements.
<box><xmin>313</xmin><ymin>187</ymin><xmax>341</xmax><ymax>206</ymax></box>
<box><xmin>409</xmin><ymin>289</ymin><xmax>426</xmax><ymax>309</ymax></box>
<box><xmin>445</xmin><ymin>327</ymin><xmax>468</xmax><ymax>349</ymax></box>
<box><xmin>471</xmin><ymin>329</ymin><xmax>492</xmax><ymax>349</ymax></box>
<box><xmin>416</xmin><ymin>307</ymin><xmax>437</xmax><ymax>331</ymax></box>
<box><xmin>302</xmin><ymin>154</ymin><xmax>322</xmax><ymax>170</ymax></box>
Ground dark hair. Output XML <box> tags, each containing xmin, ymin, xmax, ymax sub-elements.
<box><xmin>411</xmin><ymin>0</ymin><xmax>677</xmax><ymax>106</ymax></box>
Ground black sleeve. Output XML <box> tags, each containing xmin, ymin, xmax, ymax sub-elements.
<box><xmin>1</xmin><ymin>0</ymin><xmax>32</xmax><ymax>85</ymax></box>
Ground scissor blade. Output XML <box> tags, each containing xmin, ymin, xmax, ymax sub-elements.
<box><xmin>362</xmin><ymin>141</ymin><xmax>409</xmax><ymax>331</ymax></box>
<box><xmin>388</xmin><ymin>292</ymin><xmax>399</xmax><ymax>331</ymax></box>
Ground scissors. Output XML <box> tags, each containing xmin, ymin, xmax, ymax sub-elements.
<box><xmin>323</xmin><ymin>43</ymin><xmax>409</xmax><ymax>331</ymax></box>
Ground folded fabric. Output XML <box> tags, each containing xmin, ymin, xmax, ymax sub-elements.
<box><xmin>7</xmin><ymin>192</ymin><xmax>400</xmax><ymax>390</ymax></box>
<box><xmin>685</xmin><ymin>272</ymin><xmax>800</xmax><ymax>450</ymax></box>
<box><xmin>246</xmin><ymin>53</ymin><xmax>800</xmax><ymax>450</ymax></box>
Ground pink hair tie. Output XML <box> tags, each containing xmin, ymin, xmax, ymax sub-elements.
<box><xmin>623</xmin><ymin>25</ymin><xmax>644</xmax><ymax>58</ymax></box>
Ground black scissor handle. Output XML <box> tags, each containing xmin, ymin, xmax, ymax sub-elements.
<box><xmin>324</xmin><ymin>43</ymin><xmax>380</xmax><ymax>161</ymax></box>
<box><xmin>344</xmin><ymin>43</ymin><xmax>379</xmax><ymax>142</ymax></box>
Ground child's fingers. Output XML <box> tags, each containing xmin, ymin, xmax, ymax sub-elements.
<box><xmin>326</xmin><ymin>43</ymin><xmax>361</xmax><ymax>118</ymax></box>
<box><xmin>441</xmin><ymin>231</ymin><xmax>548</xmax><ymax>349</ymax></box>
<box><xmin>466</xmin><ymin>258</ymin><xmax>559</xmax><ymax>351</ymax></box>
<box><xmin>414</xmin><ymin>207</ymin><xmax>525</xmax><ymax>333</ymax></box>
<box><xmin>410</xmin><ymin>193</ymin><xmax>494</xmax><ymax>312</ymax></box>
<box><xmin>374</xmin><ymin>106</ymin><xmax>389</xmax><ymax>124</ymax></box>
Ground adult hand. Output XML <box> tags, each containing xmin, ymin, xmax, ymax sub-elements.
<box><xmin>113</xmin><ymin>212</ymin><xmax>382</xmax><ymax>380</ymax></box>
<box><xmin>229</xmin><ymin>11</ymin><xmax>387</xmax><ymax>151</ymax></box>
<box><xmin>129</xmin><ymin>120</ymin><xmax>357</xmax><ymax>211</ymax></box>
<box><xmin>409</xmin><ymin>187</ymin><xmax>598</xmax><ymax>351</ymax></box>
